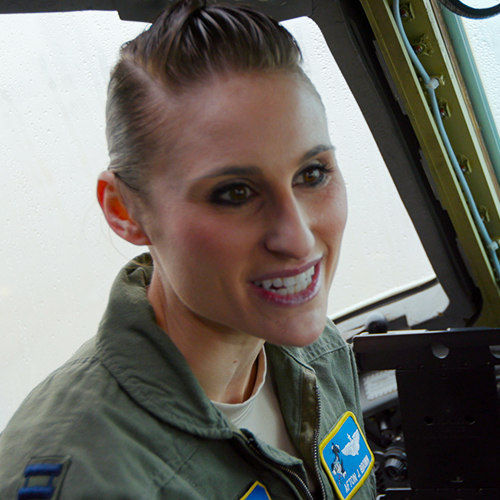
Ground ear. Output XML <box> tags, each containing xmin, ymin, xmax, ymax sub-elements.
<box><xmin>97</xmin><ymin>171</ymin><xmax>151</xmax><ymax>246</ymax></box>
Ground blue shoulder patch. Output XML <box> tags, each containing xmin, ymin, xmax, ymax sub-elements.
<box><xmin>319</xmin><ymin>412</ymin><xmax>374</xmax><ymax>500</ymax></box>
<box><xmin>240</xmin><ymin>481</ymin><xmax>272</xmax><ymax>500</ymax></box>
<box><xmin>18</xmin><ymin>456</ymin><xmax>71</xmax><ymax>500</ymax></box>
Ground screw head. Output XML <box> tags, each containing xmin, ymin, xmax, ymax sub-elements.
<box><xmin>400</xmin><ymin>7</ymin><xmax>411</xmax><ymax>20</ymax></box>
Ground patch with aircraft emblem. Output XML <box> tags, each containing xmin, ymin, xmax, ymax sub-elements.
<box><xmin>319</xmin><ymin>411</ymin><xmax>374</xmax><ymax>500</ymax></box>
<box><xmin>240</xmin><ymin>481</ymin><xmax>272</xmax><ymax>500</ymax></box>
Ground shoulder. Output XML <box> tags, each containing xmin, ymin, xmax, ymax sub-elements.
<box><xmin>0</xmin><ymin>337</ymin><xmax>169</xmax><ymax>498</ymax></box>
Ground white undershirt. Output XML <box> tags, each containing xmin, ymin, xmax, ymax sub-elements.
<box><xmin>212</xmin><ymin>349</ymin><xmax>297</xmax><ymax>457</ymax></box>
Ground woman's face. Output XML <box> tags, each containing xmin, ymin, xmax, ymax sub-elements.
<box><xmin>142</xmin><ymin>72</ymin><xmax>347</xmax><ymax>347</ymax></box>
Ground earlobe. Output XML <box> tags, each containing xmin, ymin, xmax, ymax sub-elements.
<box><xmin>97</xmin><ymin>171</ymin><xmax>151</xmax><ymax>246</ymax></box>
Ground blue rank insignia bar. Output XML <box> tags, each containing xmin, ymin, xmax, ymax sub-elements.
<box><xmin>17</xmin><ymin>456</ymin><xmax>71</xmax><ymax>500</ymax></box>
<box><xmin>240</xmin><ymin>481</ymin><xmax>272</xmax><ymax>500</ymax></box>
<box><xmin>319</xmin><ymin>411</ymin><xmax>374</xmax><ymax>500</ymax></box>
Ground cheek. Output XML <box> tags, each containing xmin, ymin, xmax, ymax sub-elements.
<box><xmin>333</xmin><ymin>192</ymin><xmax>348</xmax><ymax>236</ymax></box>
<box><xmin>153</xmin><ymin>217</ymin><xmax>233</xmax><ymax>307</ymax></box>
<box><xmin>316</xmin><ymin>181</ymin><xmax>348</xmax><ymax>245</ymax></box>
<box><xmin>162</xmin><ymin>213</ymin><xmax>261</xmax><ymax>316</ymax></box>
<box><xmin>166</xmin><ymin>212</ymin><xmax>253</xmax><ymax>275</ymax></box>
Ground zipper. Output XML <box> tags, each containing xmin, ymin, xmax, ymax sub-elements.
<box><xmin>242</xmin><ymin>382</ymin><xmax>328</xmax><ymax>500</ymax></box>
<box><xmin>243</xmin><ymin>431</ymin><xmax>315</xmax><ymax>500</ymax></box>
<box><xmin>312</xmin><ymin>385</ymin><xmax>327</xmax><ymax>500</ymax></box>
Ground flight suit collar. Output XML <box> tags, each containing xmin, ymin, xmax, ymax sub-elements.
<box><xmin>95</xmin><ymin>253</ymin><xmax>233</xmax><ymax>439</ymax></box>
<box><xmin>94</xmin><ymin>254</ymin><xmax>328</xmax><ymax>449</ymax></box>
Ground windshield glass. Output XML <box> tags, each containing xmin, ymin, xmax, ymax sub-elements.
<box><xmin>282</xmin><ymin>17</ymin><xmax>447</xmax><ymax>325</ymax></box>
<box><xmin>460</xmin><ymin>11</ymin><xmax>500</xmax><ymax>181</ymax></box>
<box><xmin>0</xmin><ymin>10</ymin><xmax>449</xmax><ymax>430</ymax></box>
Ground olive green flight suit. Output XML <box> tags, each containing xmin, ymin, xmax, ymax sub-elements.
<box><xmin>0</xmin><ymin>255</ymin><xmax>376</xmax><ymax>500</ymax></box>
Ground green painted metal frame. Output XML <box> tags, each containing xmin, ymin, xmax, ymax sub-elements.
<box><xmin>359</xmin><ymin>0</ymin><xmax>500</xmax><ymax>325</ymax></box>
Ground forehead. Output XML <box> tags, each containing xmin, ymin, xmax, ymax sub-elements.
<box><xmin>152</xmin><ymin>72</ymin><xmax>330</xmax><ymax>176</ymax></box>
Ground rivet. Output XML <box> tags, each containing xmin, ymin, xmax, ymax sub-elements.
<box><xmin>400</xmin><ymin>7</ymin><xmax>411</xmax><ymax>20</ymax></box>
<box><xmin>413</xmin><ymin>44</ymin><xmax>424</xmax><ymax>55</ymax></box>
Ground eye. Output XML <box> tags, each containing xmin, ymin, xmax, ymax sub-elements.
<box><xmin>294</xmin><ymin>163</ymin><xmax>332</xmax><ymax>187</ymax></box>
<box><xmin>210</xmin><ymin>183</ymin><xmax>256</xmax><ymax>206</ymax></box>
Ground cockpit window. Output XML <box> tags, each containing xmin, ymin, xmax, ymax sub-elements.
<box><xmin>448</xmin><ymin>9</ymin><xmax>500</xmax><ymax>184</ymax></box>
<box><xmin>282</xmin><ymin>17</ymin><xmax>449</xmax><ymax>332</ymax></box>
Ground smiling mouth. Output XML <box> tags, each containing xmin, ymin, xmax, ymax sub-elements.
<box><xmin>253</xmin><ymin>265</ymin><xmax>315</xmax><ymax>296</ymax></box>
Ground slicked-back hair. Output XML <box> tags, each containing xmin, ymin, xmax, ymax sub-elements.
<box><xmin>106</xmin><ymin>0</ymin><xmax>304</xmax><ymax>195</ymax></box>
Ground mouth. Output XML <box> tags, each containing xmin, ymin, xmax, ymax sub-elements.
<box><xmin>250</xmin><ymin>259</ymin><xmax>322</xmax><ymax>306</ymax></box>
<box><xmin>253</xmin><ymin>265</ymin><xmax>315</xmax><ymax>296</ymax></box>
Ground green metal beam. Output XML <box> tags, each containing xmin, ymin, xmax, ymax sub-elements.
<box><xmin>360</xmin><ymin>0</ymin><xmax>500</xmax><ymax>325</ymax></box>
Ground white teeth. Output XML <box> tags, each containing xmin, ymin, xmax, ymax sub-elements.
<box><xmin>254</xmin><ymin>265</ymin><xmax>316</xmax><ymax>295</ymax></box>
<box><xmin>296</xmin><ymin>273</ymin><xmax>307</xmax><ymax>285</ymax></box>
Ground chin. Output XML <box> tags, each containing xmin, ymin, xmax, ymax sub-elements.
<box><xmin>267</xmin><ymin>315</ymin><xmax>327</xmax><ymax>348</ymax></box>
<box><xmin>285</xmin><ymin>331</ymin><xmax>324</xmax><ymax>348</ymax></box>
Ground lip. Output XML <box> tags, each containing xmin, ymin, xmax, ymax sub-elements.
<box><xmin>250</xmin><ymin>257</ymin><xmax>322</xmax><ymax>283</ymax></box>
<box><xmin>250</xmin><ymin>259</ymin><xmax>322</xmax><ymax>307</ymax></box>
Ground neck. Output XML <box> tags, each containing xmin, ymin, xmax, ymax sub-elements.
<box><xmin>147</xmin><ymin>271</ymin><xmax>265</xmax><ymax>404</ymax></box>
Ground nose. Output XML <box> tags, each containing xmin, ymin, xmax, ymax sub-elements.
<box><xmin>263</xmin><ymin>193</ymin><xmax>315</xmax><ymax>260</ymax></box>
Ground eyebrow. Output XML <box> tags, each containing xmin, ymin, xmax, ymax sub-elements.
<box><xmin>200</xmin><ymin>165</ymin><xmax>261</xmax><ymax>180</ymax></box>
<box><xmin>301</xmin><ymin>144</ymin><xmax>335</xmax><ymax>162</ymax></box>
<box><xmin>197</xmin><ymin>144</ymin><xmax>335</xmax><ymax>181</ymax></box>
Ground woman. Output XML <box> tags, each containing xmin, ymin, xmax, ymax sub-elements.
<box><xmin>0</xmin><ymin>1</ymin><xmax>376</xmax><ymax>499</ymax></box>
